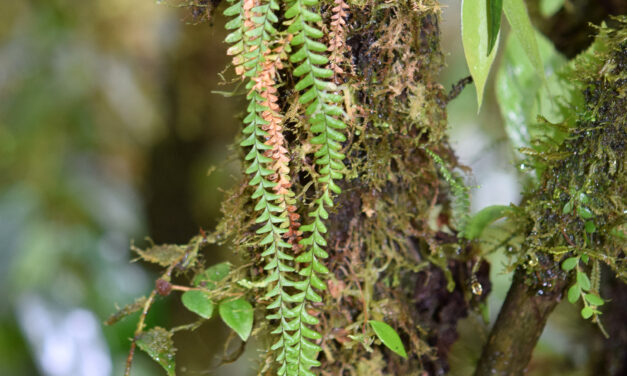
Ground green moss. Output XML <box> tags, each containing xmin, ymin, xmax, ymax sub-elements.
<box><xmin>518</xmin><ymin>17</ymin><xmax>626</xmax><ymax>287</ymax></box>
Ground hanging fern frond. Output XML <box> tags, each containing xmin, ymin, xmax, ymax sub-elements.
<box><xmin>424</xmin><ymin>148</ymin><xmax>471</xmax><ymax>232</ymax></box>
<box><xmin>328</xmin><ymin>0</ymin><xmax>351</xmax><ymax>79</ymax></box>
<box><xmin>225</xmin><ymin>0</ymin><xmax>348</xmax><ymax>374</ymax></box>
<box><xmin>224</xmin><ymin>0</ymin><xmax>303</xmax><ymax>373</ymax></box>
<box><xmin>281</xmin><ymin>0</ymin><xmax>349</xmax><ymax>374</ymax></box>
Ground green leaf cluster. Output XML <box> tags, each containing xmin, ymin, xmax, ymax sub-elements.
<box><xmin>180</xmin><ymin>262</ymin><xmax>254</xmax><ymax>341</ymax></box>
<box><xmin>562</xmin><ymin>256</ymin><xmax>606</xmax><ymax>330</ymax></box>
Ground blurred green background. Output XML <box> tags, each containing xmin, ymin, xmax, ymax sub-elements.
<box><xmin>0</xmin><ymin>1</ymin><xmax>615</xmax><ymax>375</ymax></box>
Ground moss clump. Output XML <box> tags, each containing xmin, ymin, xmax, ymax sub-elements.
<box><xmin>518</xmin><ymin>16</ymin><xmax>626</xmax><ymax>289</ymax></box>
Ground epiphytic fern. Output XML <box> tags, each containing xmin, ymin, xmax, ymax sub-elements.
<box><xmin>282</xmin><ymin>0</ymin><xmax>348</xmax><ymax>374</ymax></box>
<box><xmin>224</xmin><ymin>0</ymin><xmax>302</xmax><ymax>374</ymax></box>
<box><xmin>328</xmin><ymin>0</ymin><xmax>351</xmax><ymax>80</ymax></box>
<box><xmin>224</xmin><ymin>0</ymin><xmax>348</xmax><ymax>374</ymax></box>
<box><xmin>424</xmin><ymin>148</ymin><xmax>471</xmax><ymax>233</ymax></box>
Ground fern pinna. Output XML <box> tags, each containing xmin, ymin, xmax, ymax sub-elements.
<box><xmin>224</xmin><ymin>0</ymin><xmax>348</xmax><ymax>375</ymax></box>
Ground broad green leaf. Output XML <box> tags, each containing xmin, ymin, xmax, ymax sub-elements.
<box><xmin>567</xmin><ymin>284</ymin><xmax>580</xmax><ymax>303</ymax></box>
<box><xmin>181</xmin><ymin>290</ymin><xmax>215</xmax><ymax>319</ymax></box>
<box><xmin>503</xmin><ymin>0</ymin><xmax>543</xmax><ymax>79</ymax></box>
<box><xmin>581</xmin><ymin>306</ymin><xmax>594</xmax><ymax>319</ymax></box>
<box><xmin>219</xmin><ymin>298</ymin><xmax>254</xmax><ymax>341</ymax></box>
<box><xmin>584</xmin><ymin>293</ymin><xmax>604</xmax><ymax>306</ymax></box>
<box><xmin>539</xmin><ymin>0</ymin><xmax>565</xmax><ymax>18</ymax></box>
<box><xmin>495</xmin><ymin>30</ymin><xmax>571</xmax><ymax>156</ymax></box>
<box><xmin>576</xmin><ymin>271</ymin><xmax>591</xmax><ymax>291</ymax></box>
<box><xmin>463</xmin><ymin>205</ymin><xmax>510</xmax><ymax>240</ymax></box>
<box><xmin>369</xmin><ymin>320</ymin><xmax>407</xmax><ymax>358</ymax></box>
<box><xmin>561</xmin><ymin>257</ymin><xmax>579</xmax><ymax>271</ymax></box>
<box><xmin>585</xmin><ymin>221</ymin><xmax>597</xmax><ymax>233</ymax></box>
<box><xmin>487</xmin><ymin>0</ymin><xmax>503</xmax><ymax>56</ymax></box>
<box><xmin>193</xmin><ymin>262</ymin><xmax>231</xmax><ymax>289</ymax></box>
<box><xmin>462</xmin><ymin>0</ymin><xmax>499</xmax><ymax>111</ymax></box>
<box><xmin>136</xmin><ymin>327</ymin><xmax>176</xmax><ymax>376</ymax></box>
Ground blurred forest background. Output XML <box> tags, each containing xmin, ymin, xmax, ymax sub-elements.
<box><xmin>0</xmin><ymin>1</ymin><xmax>620</xmax><ymax>375</ymax></box>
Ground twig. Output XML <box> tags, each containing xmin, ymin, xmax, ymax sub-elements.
<box><xmin>124</xmin><ymin>248</ymin><xmax>193</xmax><ymax>376</ymax></box>
<box><xmin>446</xmin><ymin>75</ymin><xmax>473</xmax><ymax>104</ymax></box>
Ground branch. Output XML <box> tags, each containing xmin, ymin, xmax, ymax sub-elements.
<box><xmin>474</xmin><ymin>265</ymin><xmax>569</xmax><ymax>376</ymax></box>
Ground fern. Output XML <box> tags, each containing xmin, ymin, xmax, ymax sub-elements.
<box><xmin>282</xmin><ymin>0</ymin><xmax>348</xmax><ymax>374</ymax></box>
<box><xmin>224</xmin><ymin>0</ymin><xmax>348</xmax><ymax>374</ymax></box>
<box><xmin>224</xmin><ymin>0</ymin><xmax>301</xmax><ymax>373</ymax></box>
<box><xmin>424</xmin><ymin>148</ymin><xmax>471</xmax><ymax>232</ymax></box>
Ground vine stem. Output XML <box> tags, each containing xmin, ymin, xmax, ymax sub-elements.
<box><xmin>124</xmin><ymin>249</ymin><xmax>192</xmax><ymax>376</ymax></box>
<box><xmin>124</xmin><ymin>289</ymin><xmax>157</xmax><ymax>376</ymax></box>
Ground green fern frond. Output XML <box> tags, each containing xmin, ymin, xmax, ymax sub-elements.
<box><xmin>224</xmin><ymin>0</ymin><xmax>348</xmax><ymax>373</ymax></box>
<box><xmin>282</xmin><ymin>0</ymin><xmax>348</xmax><ymax>374</ymax></box>
<box><xmin>224</xmin><ymin>0</ymin><xmax>301</xmax><ymax>373</ymax></box>
<box><xmin>425</xmin><ymin>149</ymin><xmax>471</xmax><ymax>232</ymax></box>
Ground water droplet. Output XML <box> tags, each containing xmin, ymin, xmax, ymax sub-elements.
<box><xmin>471</xmin><ymin>281</ymin><xmax>483</xmax><ymax>296</ymax></box>
<box><xmin>528</xmin><ymin>254</ymin><xmax>538</xmax><ymax>267</ymax></box>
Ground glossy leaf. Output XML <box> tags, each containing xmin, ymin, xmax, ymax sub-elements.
<box><xmin>487</xmin><ymin>0</ymin><xmax>503</xmax><ymax>56</ymax></box>
<box><xmin>495</xmin><ymin>30</ymin><xmax>570</xmax><ymax>155</ymax></box>
<box><xmin>369</xmin><ymin>320</ymin><xmax>407</xmax><ymax>358</ymax></box>
<box><xmin>136</xmin><ymin>327</ymin><xmax>176</xmax><ymax>376</ymax></box>
<box><xmin>462</xmin><ymin>0</ymin><xmax>499</xmax><ymax>111</ymax></box>
<box><xmin>503</xmin><ymin>0</ymin><xmax>543</xmax><ymax>80</ymax></box>
<box><xmin>181</xmin><ymin>290</ymin><xmax>215</xmax><ymax>319</ymax></box>
<box><xmin>219</xmin><ymin>298</ymin><xmax>254</xmax><ymax>341</ymax></box>
<box><xmin>463</xmin><ymin>205</ymin><xmax>510</xmax><ymax>240</ymax></box>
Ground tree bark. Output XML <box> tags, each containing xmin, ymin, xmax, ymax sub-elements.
<box><xmin>474</xmin><ymin>266</ymin><xmax>569</xmax><ymax>376</ymax></box>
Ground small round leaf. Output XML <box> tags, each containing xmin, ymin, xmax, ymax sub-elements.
<box><xmin>581</xmin><ymin>306</ymin><xmax>594</xmax><ymax>319</ymax></box>
<box><xmin>584</xmin><ymin>293</ymin><xmax>604</xmax><ymax>306</ymax></box>
<box><xmin>577</xmin><ymin>206</ymin><xmax>594</xmax><ymax>219</ymax></box>
<box><xmin>561</xmin><ymin>257</ymin><xmax>579</xmax><ymax>271</ymax></box>
<box><xmin>181</xmin><ymin>290</ymin><xmax>215</xmax><ymax>319</ymax></box>
<box><xmin>576</xmin><ymin>271</ymin><xmax>591</xmax><ymax>291</ymax></box>
<box><xmin>567</xmin><ymin>284</ymin><xmax>580</xmax><ymax>304</ymax></box>
<box><xmin>219</xmin><ymin>298</ymin><xmax>254</xmax><ymax>341</ymax></box>
<box><xmin>585</xmin><ymin>221</ymin><xmax>596</xmax><ymax>233</ymax></box>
